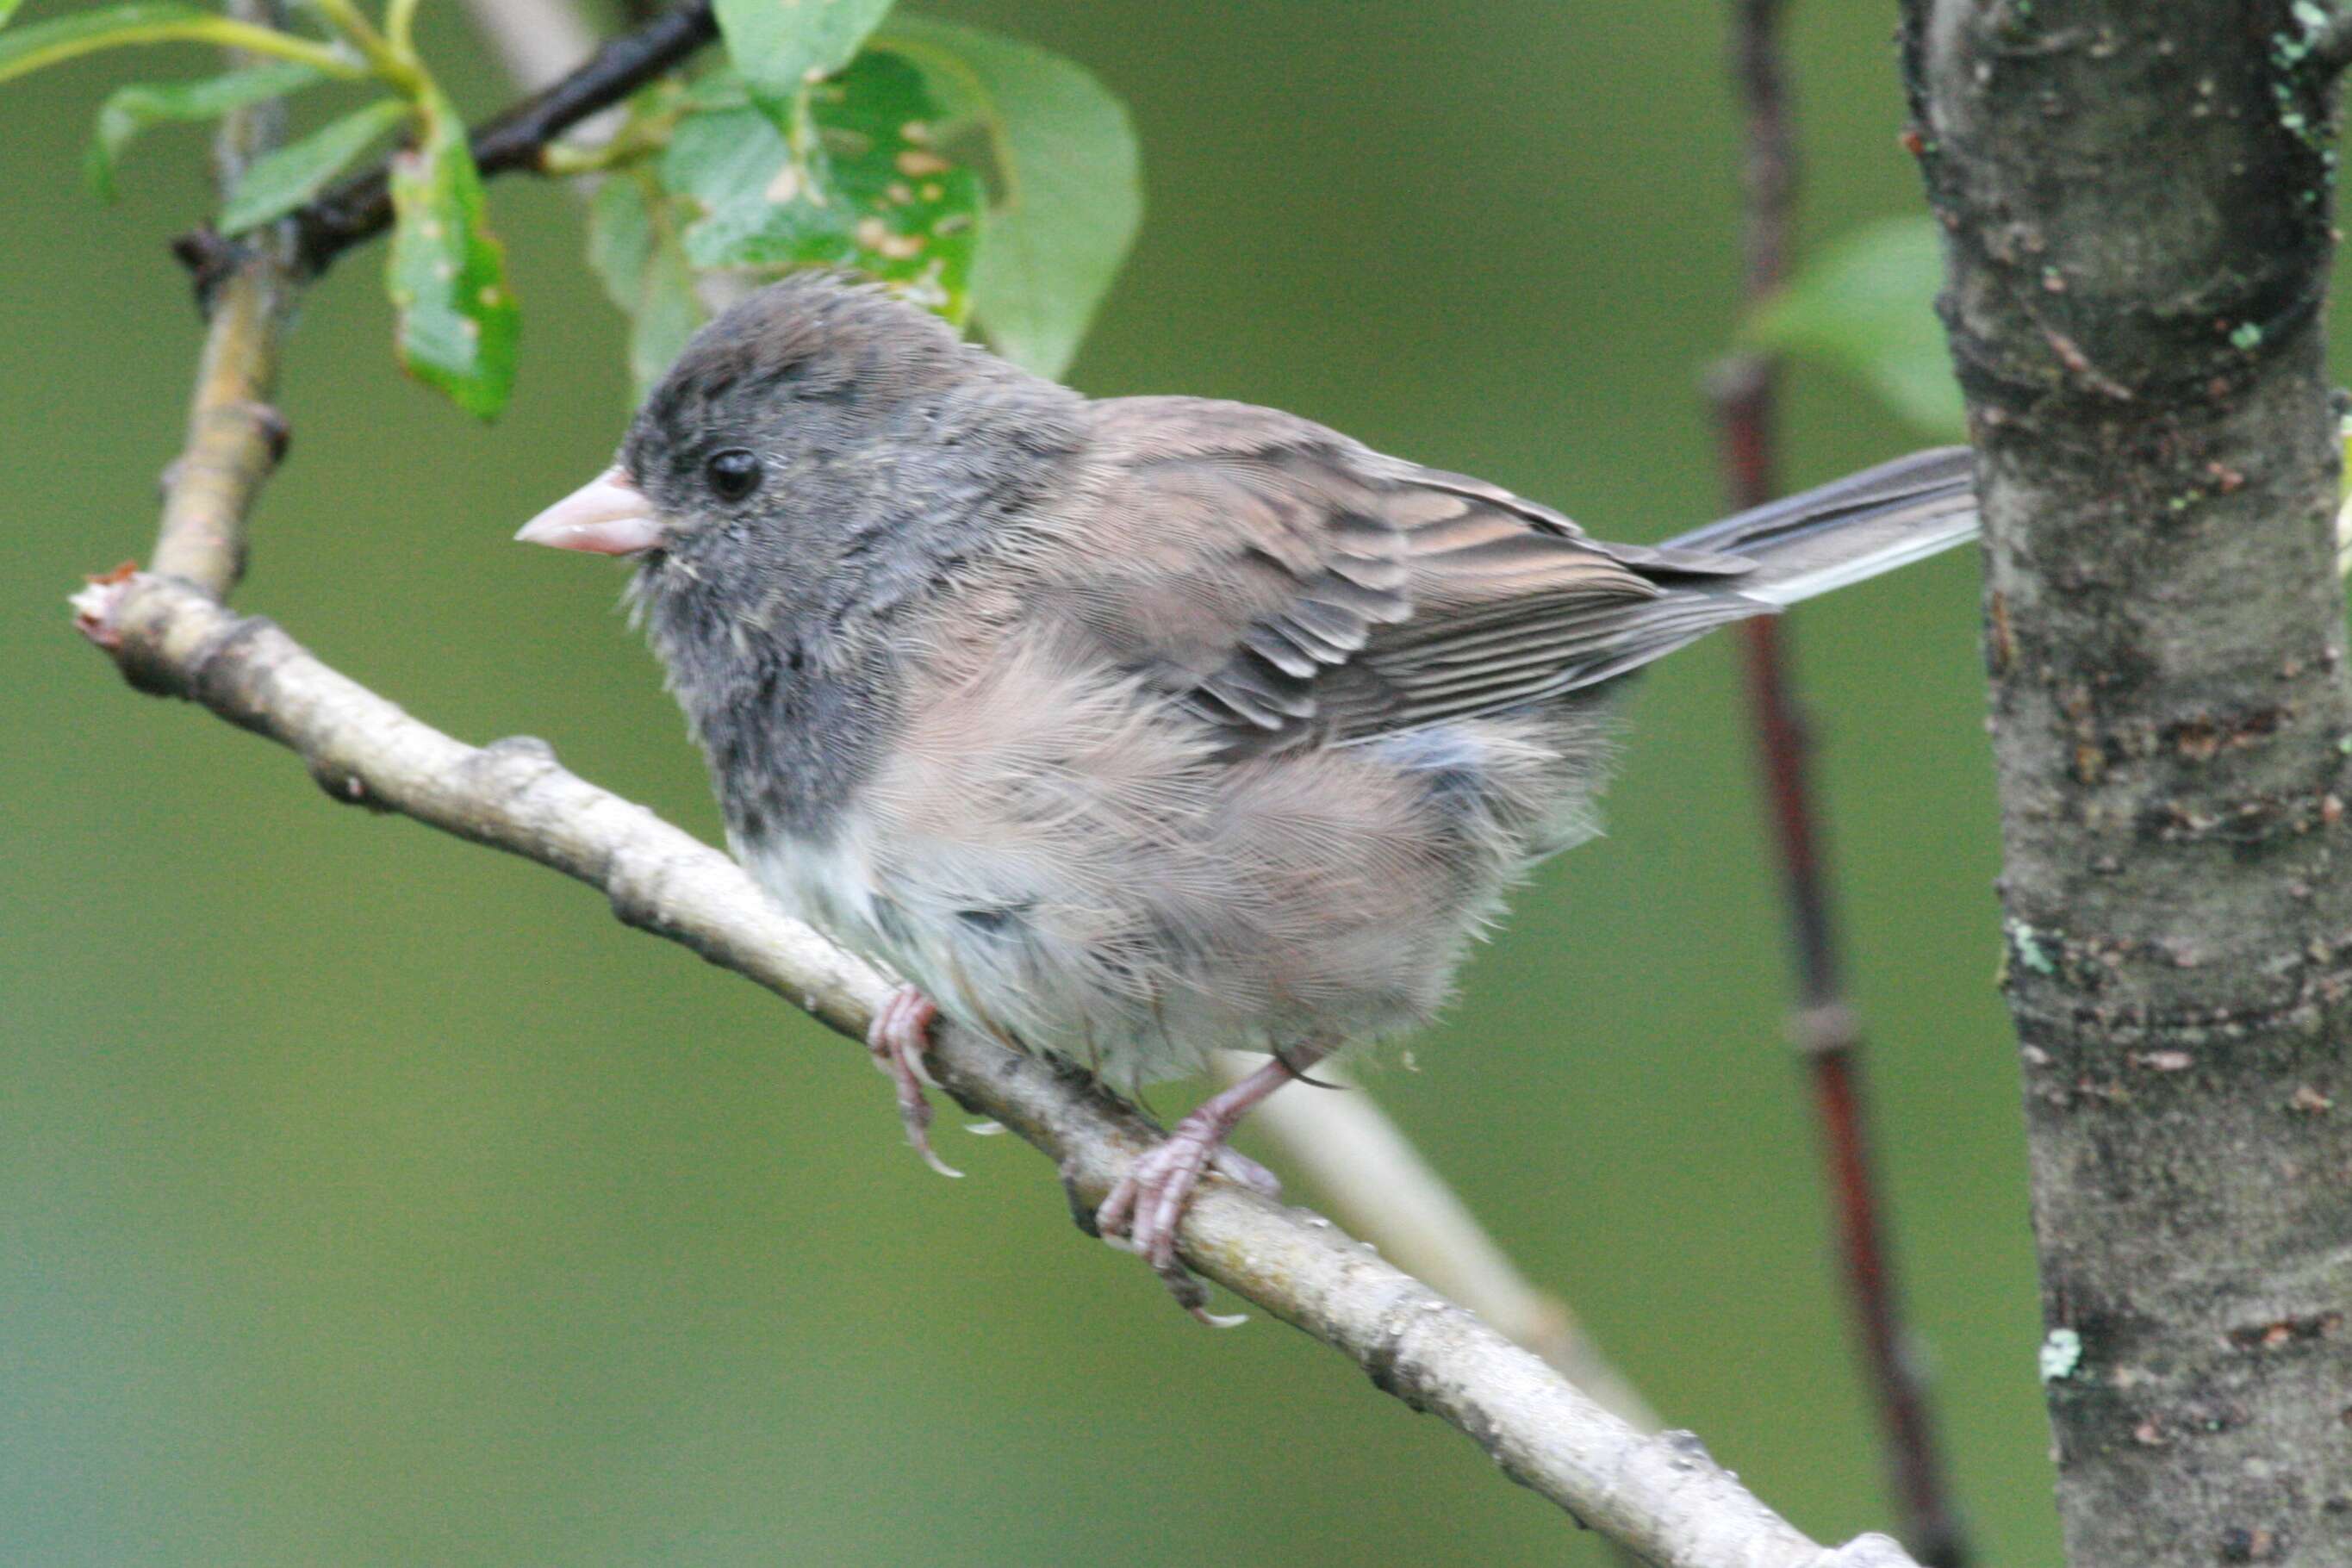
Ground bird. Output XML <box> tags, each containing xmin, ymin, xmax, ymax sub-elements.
<box><xmin>517</xmin><ymin>271</ymin><xmax>1976</xmax><ymax>1318</ymax></box>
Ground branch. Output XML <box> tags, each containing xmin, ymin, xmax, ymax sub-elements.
<box><xmin>172</xmin><ymin>0</ymin><xmax>720</xmax><ymax>279</ymax></box>
<box><xmin>1710</xmin><ymin>3</ymin><xmax>1966</xmax><ymax>1564</ymax></box>
<box><xmin>78</xmin><ymin>571</ymin><xmax>1914</xmax><ymax>1568</ymax></box>
<box><xmin>1901</xmin><ymin>3</ymin><xmax>2352</xmax><ymax>1563</ymax></box>
<box><xmin>83</xmin><ymin>72</ymin><xmax>1915</xmax><ymax>1568</ymax></box>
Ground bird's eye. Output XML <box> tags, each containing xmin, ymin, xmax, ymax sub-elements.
<box><xmin>704</xmin><ymin>448</ymin><xmax>763</xmax><ymax>502</ymax></box>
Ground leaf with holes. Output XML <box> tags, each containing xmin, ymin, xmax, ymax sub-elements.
<box><xmin>1744</xmin><ymin>215</ymin><xmax>1963</xmax><ymax>440</ymax></box>
<box><xmin>87</xmin><ymin>61</ymin><xmax>323</xmax><ymax>200</ymax></box>
<box><xmin>662</xmin><ymin>53</ymin><xmax>980</xmax><ymax>320</ymax></box>
<box><xmin>387</xmin><ymin>90</ymin><xmax>519</xmax><ymax>419</ymax></box>
<box><xmin>873</xmin><ymin>18</ymin><xmax>1139</xmax><ymax>377</ymax></box>
<box><xmin>588</xmin><ymin>172</ymin><xmax>706</xmax><ymax>399</ymax></box>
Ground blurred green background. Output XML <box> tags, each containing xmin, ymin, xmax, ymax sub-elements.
<box><xmin>0</xmin><ymin>2</ymin><xmax>2119</xmax><ymax>1562</ymax></box>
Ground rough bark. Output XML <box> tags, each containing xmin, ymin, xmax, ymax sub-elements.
<box><xmin>1901</xmin><ymin>5</ymin><xmax>2352</xmax><ymax>1563</ymax></box>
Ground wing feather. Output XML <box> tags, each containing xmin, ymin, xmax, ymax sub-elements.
<box><xmin>1051</xmin><ymin>396</ymin><xmax>1764</xmax><ymax>754</ymax></box>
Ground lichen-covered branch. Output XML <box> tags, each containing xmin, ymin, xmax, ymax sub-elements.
<box><xmin>1901</xmin><ymin>3</ymin><xmax>2352</xmax><ymax>1562</ymax></box>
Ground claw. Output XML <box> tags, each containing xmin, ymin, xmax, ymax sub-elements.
<box><xmin>1092</xmin><ymin>1048</ymin><xmax>1329</xmax><ymax>1324</ymax></box>
<box><xmin>867</xmin><ymin>985</ymin><xmax>961</xmax><ymax>1179</ymax></box>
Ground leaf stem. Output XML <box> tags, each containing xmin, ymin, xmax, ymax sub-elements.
<box><xmin>304</xmin><ymin>0</ymin><xmax>420</xmax><ymax>91</ymax></box>
<box><xmin>0</xmin><ymin>18</ymin><xmax>369</xmax><ymax>87</ymax></box>
<box><xmin>384</xmin><ymin>0</ymin><xmax>422</xmax><ymax>65</ymax></box>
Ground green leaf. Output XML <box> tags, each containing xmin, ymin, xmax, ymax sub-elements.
<box><xmin>660</xmin><ymin>96</ymin><xmax>813</xmax><ymax>266</ymax></box>
<box><xmin>219</xmin><ymin>95</ymin><xmax>409</xmax><ymax>233</ymax></box>
<box><xmin>874</xmin><ymin>19</ymin><xmax>1138</xmax><ymax>378</ymax></box>
<box><xmin>815</xmin><ymin>52</ymin><xmax>980</xmax><ymax>317</ymax></box>
<box><xmin>86</xmin><ymin>60</ymin><xmax>323</xmax><ymax>201</ymax></box>
<box><xmin>1745</xmin><ymin>215</ymin><xmax>1964</xmax><ymax>440</ymax></box>
<box><xmin>388</xmin><ymin>90</ymin><xmax>520</xmax><ymax>419</ymax></box>
<box><xmin>588</xmin><ymin>173</ymin><xmax>706</xmax><ymax>398</ymax></box>
<box><xmin>712</xmin><ymin>0</ymin><xmax>894</xmax><ymax>112</ymax></box>
<box><xmin>661</xmin><ymin>53</ymin><xmax>980</xmax><ymax>320</ymax></box>
<box><xmin>0</xmin><ymin>2</ymin><xmax>357</xmax><ymax>87</ymax></box>
<box><xmin>0</xmin><ymin>1</ymin><xmax>24</xmax><ymax>28</ymax></box>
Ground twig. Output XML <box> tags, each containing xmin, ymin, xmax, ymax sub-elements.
<box><xmin>1710</xmin><ymin>3</ymin><xmax>1966</xmax><ymax>1565</ymax></box>
<box><xmin>172</xmin><ymin>0</ymin><xmax>720</xmax><ymax>279</ymax></box>
<box><xmin>1217</xmin><ymin>1053</ymin><xmax>1659</xmax><ymax>1432</ymax></box>
<box><xmin>77</xmin><ymin>98</ymin><xmax>1917</xmax><ymax>1568</ymax></box>
<box><xmin>152</xmin><ymin>0</ymin><xmax>301</xmax><ymax>598</ymax></box>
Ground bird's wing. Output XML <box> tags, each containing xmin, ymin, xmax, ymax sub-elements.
<box><xmin>1052</xmin><ymin>396</ymin><xmax>1761</xmax><ymax>755</ymax></box>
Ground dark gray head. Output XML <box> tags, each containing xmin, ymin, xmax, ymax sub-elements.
<box><xmin>518</xmin><ymin>272</ymin><xmax>1086</xmax><ymax>838</ymax></box>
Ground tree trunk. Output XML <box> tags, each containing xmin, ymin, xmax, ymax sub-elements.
<box><xmin>1901</xmin><ymin>3</ymin><xmax>2352</xmax><ymax>1564</ymax></box>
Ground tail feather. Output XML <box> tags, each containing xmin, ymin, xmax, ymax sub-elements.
<box><xmin>1659</xmin><ymin>446</ymin><xmax>1977</xmax><ymax>608</ymax></box>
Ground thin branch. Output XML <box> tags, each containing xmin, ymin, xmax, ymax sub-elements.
<box><xmin>152</xmin><ymin>1</ymin><xmax>302</xmax><ymax>598</ymax></box>
<box><xmin>76</xmin><ymin>569</ymin><xmax>1914</xmax><ymax>1568</ymax></box>
<box><xmin>78</xmin><ymin>136</ymin><xmax>1915</xmax><ymax>1568</ymax></box>
<box><xmin>175</xmin><ymin>0</ymin><xmax>720</xmax><ymax>279</ymax></box>
<box><xmin>1710</xmin><ymin>3</ymin><xmax>1966</xmax><ymax>1564</ymax></box>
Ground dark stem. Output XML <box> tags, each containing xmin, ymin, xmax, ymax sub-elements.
<box><xmin>171</xmin><ymin>0</ymin><xmax>719</xmax><ymax>280</ymax></box>
<box><xmin>1712</xmin><ymin>3</ymin><xmax>1968</xmax><ymax>1564</ymax></box>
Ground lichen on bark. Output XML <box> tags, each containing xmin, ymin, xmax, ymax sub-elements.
<box><xmin>1901</xmin><ymin>3</ymin><xmax>2352</xmax><ymax>1562</ymax></box>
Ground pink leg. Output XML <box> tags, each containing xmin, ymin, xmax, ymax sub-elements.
<box><xmin>1095</xmin><ymin>1049</ymin><xmax>1320</xmax><ymax>1323</ymax></box>
<box><xmin>868</xmin><ymin>984</ymin><xmax>961</xmax><ymax>1179</ymax></box>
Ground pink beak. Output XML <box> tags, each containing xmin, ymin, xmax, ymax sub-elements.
<box><xmin>514</xmin><ymin>466</ymin><xmax>665</xmax><ymax>557</ymax></box>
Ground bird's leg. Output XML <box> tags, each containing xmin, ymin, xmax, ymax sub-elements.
<box><xmin>867</xmin><ymin>984</ymin><xmax>961</xmax><ymax>1179</ymax></box>
<box><xmin>1096</xmin><ymin>1046</ymin><xmax>1324</xmax><ymax>1322</ymax></box>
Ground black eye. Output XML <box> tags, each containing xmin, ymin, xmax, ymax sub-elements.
<box><xmin>704</xmin><ymin>448</ymin><xmax>762</xmax><ymax>502</ymax></box>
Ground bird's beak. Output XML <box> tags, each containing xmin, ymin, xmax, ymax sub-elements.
<box><xmin>514</xmin><ymin>466</ymin><xmax>664</xmax><ymax>557</ymax></box>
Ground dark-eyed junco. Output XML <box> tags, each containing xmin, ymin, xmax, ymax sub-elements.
<box><xmin>520</xmin><ymin>273</ymin><xmax>1975</xmax><ymax>1316</ymax></box>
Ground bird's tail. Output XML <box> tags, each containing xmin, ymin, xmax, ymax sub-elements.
<box><xmin>1659</xmin><ymin>445</ymin><xmax>1977</xmax><ymax>608</ymax></box>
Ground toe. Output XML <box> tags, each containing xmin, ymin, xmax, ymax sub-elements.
<box><xmin>868</xmin><ymin>986</ymin><xmax>958</xmax><ymax>1177</ymax></box>
<box><xmin>1094</xmin><ymin>1173</ymin><xmax>1139</xmax><ymax>1244</ymax></box>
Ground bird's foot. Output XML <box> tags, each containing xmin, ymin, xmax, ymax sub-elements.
<box><xmin>868</xmin><ymin>984</ymin><xmax>961</xmax><ymax>1179</ymax></box>
<box><xmin>1095</xmin><ymin>1104</ymin><xmax>1283</xmax><ymax>1328</ymax></box>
